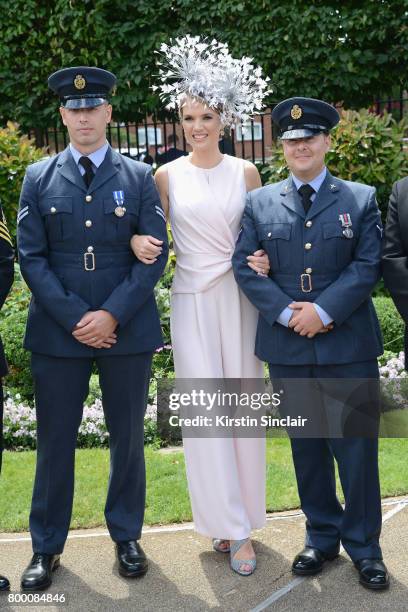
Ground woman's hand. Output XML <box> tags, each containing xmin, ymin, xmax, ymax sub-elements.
<box><xmin>130</xmin><ymin>234</ymin><xmax>163</xmax><ymax>264</ymax></box>
<box><xmin>247</xmin><ymin>249</ymin><xmax>270</xmax><ymax>276</ymax></box>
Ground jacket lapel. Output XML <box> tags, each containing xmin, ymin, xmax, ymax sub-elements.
<box><xmin>280</xmin><ymin>177</ymin><xmax>305</xmax><ymax>219</ymax></box>
<box><xmin>307</xmin><ymin>171</ymin><xmax>340</xmax><ymax>219</ymax></box>
<box><xmin>56</xmin><ymin>145</ymin><xmax>121</xmax><ymax>194</ymax></box>
<box><xmin>56</xmin><ymin>147</ymin><xmax>86</xmax><ymax>192</ymax></box>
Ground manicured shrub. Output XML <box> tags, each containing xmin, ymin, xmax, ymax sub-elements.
<box><xmin>0</xmin><ymin>264</ymin><xmax>33</xmax><ymax>401</ymax></box>
<box><xmin>0</xmin><ymin>122</ymin><xmax>44</xmax><ymax>241</ymax></box>
<box><xmin>0</xmin><ymin>310</ymin><xmax>32</xmax><ymax>402</ymax></box>
<box><xmin>374</xmin><ymin>296</ymin><xmax>405</xmax><ymax>354</ymax></box>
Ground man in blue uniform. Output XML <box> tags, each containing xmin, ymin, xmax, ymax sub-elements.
<box><xmin>17</xmin><ymin>67</ymin><xmax>168</xmax><ymax>590</ymax></box>
<box><xmin>232</xmin><ymin>98</ymin><xmax>389</xmax><ymax>590</ymax></box>
<box><xmin>0</xmin><ymin>208</ymin><xmax>14</xmax><ymax>592</ymax></box>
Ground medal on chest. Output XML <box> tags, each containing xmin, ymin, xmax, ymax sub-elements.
<box><xmin>339</xmin><ymin>213</ymin><xmax>353</xmax><ymax>238</ymax></box>
<box><xmin>113</xmin><ymin>190</ymin><xmax>126</xmax><ymax>217</ymax></box>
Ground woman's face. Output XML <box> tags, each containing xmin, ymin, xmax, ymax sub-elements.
<box><xmin>180</xmin><ymin>98</ymin><xmax>222</xmax><ymax>151</ymax></box>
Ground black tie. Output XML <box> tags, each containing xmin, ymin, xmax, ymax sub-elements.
<box><xmin>78</xmin><ymin>156</ymin><xmax>95</xmax><ymax>189</ymax></box>
<box><xmin>298</xmin><ymin>184</ymin><xmax>315</xmax><ymax>214</ymax></box>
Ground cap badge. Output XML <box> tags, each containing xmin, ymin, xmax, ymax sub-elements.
<box><xmin>290</xmin><ymin>104</ymin><xmax>302</xmax><ymax>120</ymax></box>
<box><xmin>74</xmin><ymin>74</ymin><xmax>86</xmax><ymax>90</ymax></box>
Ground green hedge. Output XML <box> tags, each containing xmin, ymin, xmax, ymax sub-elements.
<box><xmin>0</xmin><ymin>264</ymin><xmax>32</xmax><ymax>400</ymax></box>
<box><xmin>0</xmin><ymin>1</ymin><xmax>406</xmax><ymax>128</ymax></box>
<box><xmin>373</xmin><ymin>296</ymin><xmax>405</xmax><ymax>353</ymax></box>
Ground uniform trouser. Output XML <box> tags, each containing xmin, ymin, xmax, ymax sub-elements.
<box><xmin>268</xmin><ymin>360</ymin><xmax>382</xmax><ymax>562</ymax></box>
<box><xmin>30</xmin><ymin>352</ymin><xmax>153</xmax><ymax>555</ymax></box>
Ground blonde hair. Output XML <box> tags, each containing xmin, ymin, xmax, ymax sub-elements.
<box><xmin>177</xmin><ymin>93</ymin><xmax>224</xmax><ymax>124</ymax></box>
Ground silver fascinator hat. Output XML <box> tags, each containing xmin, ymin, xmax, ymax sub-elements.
<box><xmin>152</xmin><ymin>35</ymin><xmax>271</xmax><ymax>127</ymax></box>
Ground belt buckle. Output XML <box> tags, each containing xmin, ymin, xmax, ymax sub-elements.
<box><xmin>300</xmin><ymin>273</ymin><xmax>312</xmax><ymax>293</ymax></box>
<box><xmin>84</xmin><ymin>252</ymin><xmax>95</xmax><ymax>271</ymax></box>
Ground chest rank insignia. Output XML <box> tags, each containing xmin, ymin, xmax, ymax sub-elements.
<box><xmin>74</xmin><ymin>74</ymin><xmax>86</xmax><ymax>90</ymax></box>
<box><xmin>291</xmin><ymin>104</ymin><xmax>302</xmax><ymax>120</ymax></box>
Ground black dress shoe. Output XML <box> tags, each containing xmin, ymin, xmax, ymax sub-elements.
<box><xmin>292</xmin><ymin>546</ymin><xmax>339</xmax><ymax>576</ymax></box>
<box><xmin>21</xmin><ymin>554</ymin><xmax>60</xmax><ymax>591</ymax></box>
<box><xmin>116</xmin><ymin>540</ymin><xmax>148</xmax><ymax>577</ymax></box>
<box><xmin>0</xmin><ymin>575</ymin><xmax>10</xmax><ymax>591</ymax></box>
<box><xmin>355</xmin><ymin>558</ymin><xmax>390</xmax><ymax>590</ymax></box>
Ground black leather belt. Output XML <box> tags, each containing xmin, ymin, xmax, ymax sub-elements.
<box><xmin>271</xmin><ymin>272</ymin><xmax>340</xmax><ymax>293</ymax></box>
<box><xmin>49</xmin><ymin>251</ymin><xmax>134</xmax><ymax>271</ymax></box>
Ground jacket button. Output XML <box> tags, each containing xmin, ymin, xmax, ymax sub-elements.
<box><xmin>267</xmin><ymin>232</ymin><xmax>272</xmax><ymax>238</ymax></box>
<box><xmin>305</xmin><ymin>220</ymin><xmax>312</xmax><ymax>228</ymax></box>
<box><xmin>87</xmin><ymin>246</ymin><xmax>94</xmax><ymax>253</ymax></box>
<box><xmin>305</xmin><ymin>267</ymin><xmax>312</xmax><ymax>274</ymax></box>
<box><xmin>50</xmin><ymin>207</ymin><xmax>56</xmax><ymax>213</ymax></box>
<box><xmin>85</xmin><ymin>220</ymin><xmax>92</xmax><ymax>228</ymax></box>
<box><xmin>85</xmin><ymin>195</ymin><xmax>92</xmax><ymax>202</ymax></box>
<box><xmin>305</xmin><ymin>242</ymin><xmax>312</xmax><ymax>250</ymax></box>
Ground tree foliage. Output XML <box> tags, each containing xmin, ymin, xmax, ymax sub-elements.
<box><xmin>0</xmin><ymin>0</ymin><xmax>406</xmax><ymax>128</ymax></box>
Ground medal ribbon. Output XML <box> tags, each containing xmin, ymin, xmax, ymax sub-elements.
<box><xmin>339</xmin><ymin>213</ymin><xmax>352</xmax><ymax>227</ymax></box>
<box><xmin>113</xmin><ymin>190</ymin><xmax>124</xmax><ymax>206</ymax></box>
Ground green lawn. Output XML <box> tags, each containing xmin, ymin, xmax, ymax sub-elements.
<box><xmin>0</xmin><ymin>439</ymin><xmax>407</xmax><ymax>532</ymax></box>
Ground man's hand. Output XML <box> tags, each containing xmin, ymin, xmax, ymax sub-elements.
<box><xmin>288</xmin><ymin>302</ymin><xmax>332</xmax><ymax>338</ymax></box>
<box><xmin>72</xmin><ymin>310</ymin><xmax>118</xmax><ymax>349</ymax></box>
<box><xmin>130</xmin><ymin>234</ymin><xmax>163</xmax><ymax>264</ymax></box>
<box><xmin>247</xmin><ymin>249</ymin><xmax>270</xmax><ymax>276</ymax></box>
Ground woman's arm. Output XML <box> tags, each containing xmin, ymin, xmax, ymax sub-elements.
<box><xmin>243</xmin><ymin>161</ymin><xmax>269</xmax><ymax>276</ymax></box>
<box><xmin>130</xmin><ymin>165</ymin><xmax>170</xmax><ymax>264</ymax></box>
<box><xmin>244</xmin><ymin>161</ymin><xmax>262</xmax><ymax>192</ymax></box>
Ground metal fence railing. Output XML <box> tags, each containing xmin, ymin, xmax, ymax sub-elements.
<box><xmin>27</xmin><ymin>96</ymin><xmax>408</xmax><ymax>166</ymax></box>
<box><xmin>372</xmin><ymin>96</ymin><xmax>408</xmax><ymax>119</ymax></box>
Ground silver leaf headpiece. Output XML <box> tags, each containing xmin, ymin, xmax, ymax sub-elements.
<box><xmin>152</xmin><ymin>35</ymin><xmax>271</xmax><ymax>126</ymax></box>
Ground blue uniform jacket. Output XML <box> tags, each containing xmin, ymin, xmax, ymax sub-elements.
<box><xmin>232</xmin><ymin>171</ymin><xmax>383</xmax><ymax>365</ymax></box>
<box><xmin>17</xmin><ymin>145</ymin><xmax>168</xmax><ymax>357</ymax></box>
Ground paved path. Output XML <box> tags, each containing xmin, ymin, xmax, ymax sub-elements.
<box><xmin>0</xmin><ymin>497</ymin><xmax>407</xmax><ymax>611</ymax></box>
